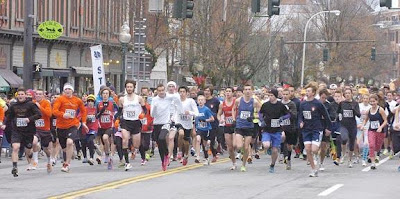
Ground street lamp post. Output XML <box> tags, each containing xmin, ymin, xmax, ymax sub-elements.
<box><xmin>119</xmin><ymin>21</ymin><xmax>131</xmax><ymax>92</ymax></box>
<box><xmin>301</xmin><ymin>10</ymin><xmax>340</xmax><ymax>88</ymax></box>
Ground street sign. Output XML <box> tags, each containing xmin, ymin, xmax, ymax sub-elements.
<box><xmin>37</xmin><ymin>21</ymin><xmax>63</xmax><ymax>40</ymax></box>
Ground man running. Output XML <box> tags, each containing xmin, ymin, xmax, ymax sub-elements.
<box><xmin>166</xmin><ymin>81</ymin><xmax>182</xmax><ymax>162</ymax></box>
<box><xmin>8</xmin><ymin>87</ymin><xmax>42</xmax><ymax>177</ymax></box>
<box><xmin>53</xmin><ymin>83</ymin><xmax>88</xmax><ymax>172</ymax></box>
<box><xmin>117</xmin><ymin>80</ymin><xmax>147</xmax><ymax>171</ymax></box>
<box><xmin>204</xmin><ymin>86</ymin><xmax>220</xmax><ymax>162</ymax></box>
<box><xmin>232</xmin><ymin>84</ymin><xmax>261</xmax><ymax>172</ymax></box>
<box><xmin>217</xmin><ymin>87</ymin><xmax>237</xmax><ymax>170</ymax></box>
<box><xmin>281</xmin><ymin>88</ymin><xmax>297</xmax><ymax>170</ymax></box>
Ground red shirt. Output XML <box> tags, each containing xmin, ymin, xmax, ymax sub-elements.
<box><xmin>222</xmin><ymin>98</ymin><xmax>235</xmax><ymax>127</ymax></box>
<box><xmin>97</xmin><ymin>101</ymin><xmax>115</xmax><ymax>129</ymax></box>
<box><xmin>141</xmin><ymin>103</ymin><xmax>153</xmax><ymax>132</ymax></box>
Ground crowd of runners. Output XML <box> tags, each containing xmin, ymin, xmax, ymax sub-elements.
<box><xmin>1</xmin><ymin>80</ymin><xmax>400</xmax><ymax>177</ymax></box>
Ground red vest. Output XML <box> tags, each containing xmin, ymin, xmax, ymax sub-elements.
<box><xmin>222</xmin><ymin>98</ymin><xmax>235</xmax><ymax>127</ymax></box>
<box><xmin>97</xmin><ymin>101</ymin><xmax>115</xmax><ymax>129</ymax></box>
<box><xmin>141</xmin><ymin>103</ymin><xmax>153</xmax><ymax>132</ymax></box>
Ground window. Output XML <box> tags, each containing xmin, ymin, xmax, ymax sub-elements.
<box><xmin>99</xmin><ymin>0</ymin><xmax>108</xmax><ymax>32</ymax></box>
<box><xmin>15</xmin><ymin>0</ymin><xmax>24</xmax><ymax>20</ymax></box>
<box><xmin>53</xmin><ymin>0</ymin><xmax>66</xmax><ymax>26</ymax></box>
<box><xmin>71</xmin><ymin>0</ymin><xmax>79</xmax><ymax>28</ymax></box>
<box><xmin>37</xmin><ymin>0</ymin><xmax>49</xmax><ymax>22</ymax></box>
<box><xmin>84</xmin><ymin>0</ymin><xmax>96</xmax><ymax>29</ymax></box>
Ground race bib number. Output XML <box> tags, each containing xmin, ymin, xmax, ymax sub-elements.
<box><xmin>226</xmin><ymin>116</ymin><xmax>234</xmax><ymax>125</ymax></box>
<box><xmin>240</xmin><ymin>111</ymin><xmax>251</xmax><ymax>120</ymax></box>
<box><xmin>52</xmin><ymin>119</ymin><xmax>57</xmax><ymax>126</ymax></box>
<box><xmin>65</xmin><ymin>109</ymin><xmax>76</xmax><ymax>117</ymax></box>
<box><xmin>35</xmin><ymin>119</ymin><xmax>45</xmax><ymax>127</ymax></box>
<box><xmin>124</xmin><ymin>111</ymin><xmax>136</xmax><ymax>119</ymax></box>
<box><xmin>338</xmin><ymin>113</ymin><xmax>343</xmax><ymax>121</ymax></box>
<box><xmin>161</xmin><ymin>124</ymin><xmax>170</xmax><ymax>130</ymax></box>
<box><xmin>141</xmin><ymin>118</ymin><xmax>148</xmax><ymax>125</ymax></box>
<box><xmin>198</xmin><ymin>122</ymin><xmax>207</xmax><ymax>128</ymax></box>
<box><xmin>100</xmin><ymin>115</ymin><xmax>111</xmax><ymax>123</ymax></box>
<box><xmin>16</xmin><ymin>118</ymin><xmax>28</xmax><ymax>127</ymax></box>
<box><xmin>87</xmin><ymin>115</ymin><xmax>96</xmax><ymax>122</ymax></box>
<box><xmin>303</xmin><ymin>111</ymin><xmax>311</xmax><ymax>120</ymax></box>
<box><xmin>343</xmin><ymin>110</ymin><xmax>353</xmax><ymax>118</ymax></box>
<box><xmin>280</xmin><ymin>118</ymin><xmax>290</xmax><ymax>126</ymax></box>
<box><xmin>180</xmin><ymin>114</ymin><xmax>191</xmax><ymax>121</ymax></box>
<box><xmin>271</xmin><ymin>119</ymin><xmax>280</xmax><ymax>128</ymax></box>
<box><xmin>370</xmin><ymin>121</ymin><xmax>380</xmax><ymax>130</ymax></box>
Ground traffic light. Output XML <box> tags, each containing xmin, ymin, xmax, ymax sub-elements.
<box><xmin>173</xmin><ymin>0</ymin><xmax>183</xmax><ymax>19</ymax></box>
<box><xmin>268</xmin><ymin>0</ymin><xmax>280</xmax><ymax>17</ymax></box>
<box><xmin>183</xmin><ymin>0</ymin><xmax>194</xmax><ymax>19</ymax></box>
<box><xmin>380</xmin><ymin>0</ymin><xmax>392</xmax><ymax>8</ymax></box>
<box><xmin>323</xmin><ymin>48</ymin><xmax>329</xmax><ymax>62</ymax></box>
<box><xmin>371</xmin><ymin>47</ymin><xmax>376</xmax><ymax>61</ymax></box>
<box><xmin>33</xmin><ymin>62</ymin><xmax>42</xmax><ymax>72</ymax></box>
<box><xmin>251</xmin><ymin>0</ymin><xmax>261</xmax><ymax>13</ymax></box>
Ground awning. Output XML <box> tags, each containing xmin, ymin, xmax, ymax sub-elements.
<box><xmin>71</xmin><ymin>66</ymin><xmax>93</xmax><ymax>75</ymax></box>
<box><xmin>0</xmin><ymin>75</ymin><xmax>10</xmax><ymax>92</ymax></box>
<box><xmin>16</xmin><ymin>67</ymin><xmax>58</xmax><ymax>77</ymax></box>
<box><xmin>53</xmin><ymin>69</ymin><xmax>70</xmax><ymax>77</ymax></box>
<box><xmin>0</xmin><ymin>69</ymin><xmax>23</xmax><ymax>88</ymax></box>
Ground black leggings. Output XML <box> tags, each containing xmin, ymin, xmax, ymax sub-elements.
<box><xmin>114</xmin><ymin>136</ymin><xmax>123</xmax><ymax>161</ymax></box>
<box><xmin>81</xmin><ymin>134</ymin><xmax>95</xmax><ymax>159</ymax></box>
<box><xmin>341</xmin><ymin>125</ymin><xmax>357</xmax><ymax>152</ymax></box>
<box><xmin>140</xmin><ymin>133</ymin><xmax>151</xmax><ymax>160</ymax></box>
<box><xmin>208</xmin><ymin>128</ymin><xmax>217</xmax><ymax>157</ymax></box>
<box><xmin>154</xmin><ymin>125</ymin><xmax>169</xmax><ymax>163</ymax></box>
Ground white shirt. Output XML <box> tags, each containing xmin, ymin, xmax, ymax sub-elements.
<box><xmin>176</xmin><ymin>98</ymin><xmax>199</xmax><ymax>129</ymax></box>
<box><xmin>167</xmin><ymin>92</ymin><xmax>183</xmax><ymax>122</ymax></box>
<box><xmin>151</xmin><ymin>94</ymin><xmax>182</xmax><ymax>125</ymax></box>
<box><xmin>359</xmin><ymin>103</ymin><xmax>371</xmax><ymax>122</ymax></box>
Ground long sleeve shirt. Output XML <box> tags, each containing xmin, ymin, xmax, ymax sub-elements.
<box><xmin>151</xmin><ymin>94</ymin><xmax>181</xmax><ymax>125</ymax></box>
<box><xmin>52</xmin><ymin>95</ymin><xmax>87</xmax><ymax>129</ymax></box>
<box><xmin>176</xmin><ymin>98</ymin><xmax>199</xmax><ymax>130</ymax></box>
<box><xmin>8</xmin><ymin>100</ymin><xmax>42</xmax><ymax>133</ymax></box>
<box><xmin>36</xmin><ymin>99</ymin><xmax>52</xmax><ymax>131</ymax></box>
<box><xmin>337</xmin><ymin>100</ymin><xmax>360</xmax><ymax>127</ymax></box>
<box><xmin>299</xmin><ymin>99</ymin><xmax>332</xmax><ymax>131</ymax></box>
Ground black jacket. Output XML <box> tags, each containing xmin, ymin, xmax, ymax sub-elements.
<box><xmin>7</xmin><ymin>99</ymin><xmax>41</xmax><ymax>133</ymax></box>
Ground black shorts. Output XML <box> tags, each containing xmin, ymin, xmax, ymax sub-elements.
<box><xmin>153</xmin><ymin>124</ymin><xmax>169</xmax><ymax>142</ymax></box>
<box><xmin>11</xmin><ymin>131</ymin><xmax>34</xmax><ymax>149</ymax></box>
<box><xmin>236</xmin><ymin>128</ymin><xmax>254</xmax><ymax>137</ymax></box>
<box><xmin>35</xmin><ymin>130</ymin><xmax>53</xmax><ymax>148</ymax></box>
<box><xmin>224</xmin><ymin>126</ymin><xmax>235</xmax><ymax>134</ymax></box>
<box><xmin>121</xmin><ymin>119</ymin><xmax>142</xmax><ymax>135</ymax></box>
<box><xmin>196</xmin><ymin>130</ymin><xmax>210</xmax><ymax>140</ymax></box>
<box><xmin>284</xmin><ymin>129</ymin><xmax>298</xmax><ymax>145</ymax></box>
<box><xmin>57</xmin><ymin>127</ymin><xmax>79</xmax><ymax>149</ymax></box>
<box><xmin>253</xmin><ymin>123</ymin><xmax>260</xmax><ymax>139</ymax></box>
<box><xmin>98</xmin><ymin>128</ymin><xmax>113</xmax><ymax>138</ymax></box>
<box><xmin>175</xmin><ymin>124</ymin><xmax>192</xmax><ymax>141</ymax></box>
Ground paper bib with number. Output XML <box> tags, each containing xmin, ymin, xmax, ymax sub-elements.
<box><xmin>271</xmin><ymin>119</ymin><xmax>280</xmax><ymax>128</ymax></box>
<box><xmin>226</xmin><ymin>117</ymin><xmax>234</xmax><ymax>125</ymax></box>
<box><xmin>35</xmin><ymin>119</ymin><xmax>45</xmax><ymax>127</ymax></box>
<box><xmin>141</xmin><ymin>118</ymin><xmax>147</xmax><ymax>125</ymax></box>
<box><xmin>370</xmin><ymin>121</ymin><xmax>380</xmax><ymax>129</ymax></box>
<box><xmin>65</xmin><ymin>109</ymin><xmax>76</xmax><ymax>117</ymax></box>
<box><xmin>100</xmin><ymin>115</ymin><xmax>111</xmax><ymax>123</ymax></box>
<box><xmin>180</xmin><ymin>114</ymin><xmax>190</xmax><ymax>121</ymax></box>
<box><xmin>280</xmin><ymin>118</ymin><xmax>290</xmax><ymax>126</ymax></box>
<box><xmin>240</xmin><ymin>111</ymin><xmax>251</xmax><ymax>120</ymax></box>
<box><xmin>343</xmin><ymin>110</ymin><xmax>353</xmax><ymax>118</ymax></box>
<box><xmin>123</xmin><ymin>111</ymin><xmax>136</xmax><ymax>120</ymax></box>
<box><xmin>303</xmin><ymin>111</ymin><xmax>311</xmax><ymax>120</ymax></box>
<box><xmin>16</xmin><ymin>118</ymin><xmax>28</xmax><ymax>127</ymax></box>
<box><xmin>198</xmin><ymin>122</ymin><xmax>207</xmax><ymax>128</ymax></box>
<box><xmin>87</xmin><ymin>115</ymin><xmax>96</xmax><ymax>122</ymax></box>
<box><xmin>52</xmin><ymin>119</ymin><xmax>57</xmax><ymax>126</ymax></box>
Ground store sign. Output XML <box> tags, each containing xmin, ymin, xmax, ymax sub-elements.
<box><xmin>38</xmin><ymin>21</ymin><xmax>64</xmax><ymax>40</ymax></box>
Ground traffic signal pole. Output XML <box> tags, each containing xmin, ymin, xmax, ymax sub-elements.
<box><xmin>23</xmin><ymin>0</ymin><xmax>34</xmax><ymax>89</ymax></box>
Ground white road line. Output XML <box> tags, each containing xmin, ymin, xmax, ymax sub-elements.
<box><xmin>318</xmin><ymin>184</ymin><xmax>344</xmax><ymax>196</ymax></box>
<box><xmin>362</xmin><ymin>152</ymin><xmax>399</xmax><ymax>172</ymax></box>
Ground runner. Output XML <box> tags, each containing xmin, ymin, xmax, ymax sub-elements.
<box><xmin>318</xmin><ymin>88</ymin><xmax>334</xmax><ymax>171</ymax></box>
<box><xmin>204</xmin><ymin>86</ymin><xmax>220</xmax><ymax>163</ymax></box>
<box><xmin>361</xmin><ymin>94</ymin><xmax>387</xmax><ymax>169</ymax></box>
<box><xmin>194</xmin><ymin>93</ymin><xmax>214</xmax><ymax>165</ymax></box>
<box><xmin>53</xmin><ymin>83</ymin><xmax>88</xmax><ymax>173</ymax></box>
<box><xmin>358</xmin><ymin>94</ymin><xmax>371</xmax><ymax>166</ymax></box>
<box><xmin>165</xmin><ymin>81</ymin><xmax>182</xmax><ymax>162</ymax></box>
<box><xmin>337</xmin><ymin>88</ymin><xmax>361</xmax><ymax>168</ymax></box>
<box><xmin>281</xmin><ymin>88</ymin><xmax>298</xmax><ymax>170</ymax></box>
<box><xmin>96</xmin><ymin>87</ymin><xmax>118</xmax><ymax>169</ymax></box>
<box><xmin>32</xmin><ymin>89</ymin><xmax>53</xmax><ymax>173</ymax></box>
<box><xmin>258</xmin><ymin>88</ymin><xmax>288</xmax><ymax>173</ymax></box>
<box><xmin>7</xmin><ymin>88</ymin><xmax>42</xmax><ymax>177</ymax></box>
<box><xmin>81</xmin><ymin>95</ymin><xmax>98</xmax><ymax>166</ymax></box>
<box><xmin>176</xmin><ymin>86</ymin><xmax>198</xmax><ymax>166</ymax></box>
<box><xmin>50</xmin><ymin>94</ymin><xmax>60</xmax><ymax>166</ymax></box>
<box><xmin>117</xmin><ymin>80</ymin><xmax>146</xmax><ymax>171</ymax></box>
<box><xmin>217</xmin><ymin>87</ymin><xmax>237</xmax><ymax>170</ymax></box>
<box><xmin>139</xmin><ymin>95</ymin><xmax>153</xmax><ymax>166</ymax></box>
<box><xmin>298</xmin><ymin>82</ymin><xmax>332</xmax><ymax>177</ymax></box>
<box><xmin>232</xmin><ymin>84</ymin><xmax>261</xmax><ymax>172</ymax></box>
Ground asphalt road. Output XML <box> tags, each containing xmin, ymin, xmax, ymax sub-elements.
<box><xmin>0</xmin><ymin>150</ymin><xmax>399</xmax><ymax>199</ymax></box>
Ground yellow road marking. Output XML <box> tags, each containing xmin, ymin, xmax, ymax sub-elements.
<box><xmin>48</xmin><ymin>158</ymin><xmax>230</xmax><ymax>199</ymax></box>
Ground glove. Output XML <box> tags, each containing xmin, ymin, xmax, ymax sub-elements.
<box><xmin>246</xmin><ymin>116</ymin><xmax>254</xmax><ymax>122</ymax></box>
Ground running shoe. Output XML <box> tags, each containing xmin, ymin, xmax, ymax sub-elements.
<box><xmin>203</xmin><ymin>158</ymin><xmax>210</xmax><ymax>166</ymax></box>
<box><xmin>51</xmin><ymin>158</ymin><xmax>56</xmax><ymax>166</ymax></box>
<box><xmin>77</xmin><ymin>151</ymin><xmax>82</xmax><ymax>160</ymax></box>
<box><xmin>383</xmin><ymin>149</ymin><xmax>389</xmax><ymax>156</ymax></box>
<box><xmin>230</xmin><ymin>164</ymin><xmax>237</xmax><ymax>170</ymax></box>
<box><xmin>82</xmin><ymin>158</ymin><xmax>88</xmax><ymax>164</ymax></box>
<box><xmin>27</xmin><ymin>164</ymin><xmax>34</xmax><ymax>171</ymax></box>
<box><xmin>165</xmin><ymin>155</ymin><xmax>171</xmax><ymax>166</ymax></box>
<box><xmin>353</xmin><ymin>157</ymin><xmax>360</xmax><ymax>164</ymax></box>
<box><xmin>286</xmin><ymin>160</ymin><xmax>291</xmax><ymax>170</ymax></box>
<box><xmin>124</xmin><ymin>163</ymin><xmax>132</xmax><ymax>171</ymax></box>
<box><xmin>367</xmin><ymin>158</ymin><xmax>372</xmax><ymax>163</ymax></box>
<box><xmin>235</xmin><ymin>153</ymin><xmax>242</xmax><ymax>160</ymax></box>
<box><xmin>118</xmin><ymin>161</ymin><xmax>125</xmax><ymax>168</ymax></box>
<box><xmin>96</xmin><ymin>157</ymin><xmax>102</xmax><ymax>165</ymax></box>
<box><xmin>104</xmin><ymin>157</ymin><xmax>108</xmax><ymax>164</ymax></box>
<box><xmin>375</xmin><ymin>157</ymin><xmax>380</xmax><ymax>163</ymax></box>
<box><xmin>177</xmin><ymin>152</ymin><xmax>182</xmax><ymax>161</ymax></box>
<box><xmin>267</xmin><ymin>148</ymin><xmax>272</xmax><ymax>155</ymax></box>
<box><xmin>88</xmin><ymin>158</ymin><xmax>95</xmax><ymax>165</ymax></box>
<box><xmin>61</xmin><ymin>163</ymin><xmax>70</xmax><ymax>173</ymax></box>
<box><xmin>190</xmin><ymin>148</ymin><xmax>195</xmax><ymax>156</ymax></box>
<box><xmin>212</xmin><ymin>156</ymin><xmax>218</xmax><ymax>163</ymax></box>
<box><xmin>348</xmin><ymin>161</ymin><xmax>353</xmax><ymax>168</ymax></box>
<box><xmin>32</xmin><ymin>161</ymin><xmax>38</xmax><ymax>170</ymax></box>
<box><xmin>340</xmin><ymin>155</ymin><xmax>345</xmax><ymax>164</ymax></box>
<box><xmin>247</xmin><ymin>157</ymin><xmax>253</xmax><ymax>164</ymax></box>
<box><xmin>370</xmin><ymin>163</ymin><xmax>376</xmax><ymax>170</ymax></box>
<box><xmin>333</xmin><ymin>158</ymin><xmax>340</xmax><ymax>166</ymax></box>
<box><xmin>47</xmin><ymin>163</ymin><xmax>52</xmax><ymax>173</ymax></box>
<box><xmin>107</xmin><ymin>158</ymin><xmax>113</xmax><ymax>170</ymax></box>
<box><xmin>255</xmin><ymin>153</ymin><xmax>260</xmax><ymax>159</ymax></box>
<box><xmin>141</xmin><ymin>159</ymin><xmax>147</xmax><ymax>166</ymax></box>
<box><xmin>194</xmin><ymin>158</ymin><xmax>200</xmax><ymax>164</ymax></box>
<box><xmin>241</xmin><ymin>166</ymin><xmax>246</xmax><ymax>172</ymax></box>
<box><xmin>389</xmin><ymin>152</ymin><xmax>394</xmax><ymax>160</ymax></box>
<box><xmin>319</xmin><ymin>163</ymin><xmax>325</xmax><ymax>171</ymax></box>
<box><xmin>182</xmin><ymin>157</ymin><xmax>188</xmax><ymax>166</ymax></box>
<box><xmin>11</xmin><ymin>167</ymin><xmax>18</xmax><ymax>177</ymax></box>
<box><xmin>269</xmin><ymin>165</ymin><xmax>275</xmax><ymax>173</ymax></box>
<box><xmin>145</xmin><ymin>153</ymin><xmax>151</xmax><ymax>161</ymax></box>
<box><xmin>294</xmin><ymin>154</ymin><xmax>300</xmax><ymax>159</ymax></box>
<box><xmin>309</xmin><ymin>170</ymin><xmax>318</xmax><ymax>177</ymax></box>
<box><xmin>362</xmin><ymin>160</ymin><xmax>367</xmax><ymax>167</ymax></box>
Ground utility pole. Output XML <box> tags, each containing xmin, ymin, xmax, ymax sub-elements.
<box><xmin>23</xmin><ymin>0</ymin><xmax>34</xmax><ymax>89</ymax></box>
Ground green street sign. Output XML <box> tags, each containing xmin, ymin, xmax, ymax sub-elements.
<box><xmin>37</xmin><ymin>21</ymin><xmax>63</xmax><ymax>40</ymax></box>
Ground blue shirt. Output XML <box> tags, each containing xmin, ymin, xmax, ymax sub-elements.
<box><xmin>195</xmin><ymin>105</ymin><xmax>213</xmax><ymax>132</ymax></box>
<box><xmin>299</xmin><ymin>99</ymin><xmax>332</xmax><ymax>131</ymax></box>
<box><xmin>236</xmin><ymin>98</ymin><xmax>254</xmax><ymax>129</ymax></box>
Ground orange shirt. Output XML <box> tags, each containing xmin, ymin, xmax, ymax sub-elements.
<box><xmin>53</xmin><ymin>95</ymin><xmax>87</xmax><ymax>129</ymax></box>
<box><xmin>36</xmin><ymin>99</ymin><xmax>52</xmax><ymax>131</ymax></box>
<box><xmin>0</xmin><ymin>105</ymin><xmax>4</xmax><ymax>124</ymax></box>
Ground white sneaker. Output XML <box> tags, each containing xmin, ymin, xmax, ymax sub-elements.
<box><xmin>362</xmin><ymin>160</ymin><xmax>367</xmax><ymax>167</ymax></box>
<box><xmin>348</xmin><ymin>161</ymin><xmax>353</xmax><ymax>168</ymax></box>
<box><xmin>203</xmin><ymin>158</ymin><xmax>210</xmax><ymax>166</ymax></box>
<box><xmin>124</xmin><ymin>163</ymin><xmax>132</xmax><ymax>171</ymax></box>
<box><xmin>230</xmin><ymin>164</ymin><xmax>237</xmax><ymax>170</ymax></box>
<box><xmin>26</xmin><ymin>164</ymin><xmax>33</xmax><ymax>171</ymax></box>
<box><xmin>319</xmin><ymin>163</ymin><xmax>325</xmax><ymax>171</ymax></box>
<box><xmin>353</xmin><ymin>157</ymin><xmax>360</xmax><ymax>164</ymax></box>
<box><xmin>235</xmin><ymin>153</ymin><xmax>242</xmax><ymax>160</ymax></box>
<box><xmin>340</xmin><ymin>156</ymin><xmax>345</xmax><ymax>164</ymax></box>
<box><xmin>309</xmin><ymin>170</ymin><xmax>318</xmax><ymax>177</ymax></box>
